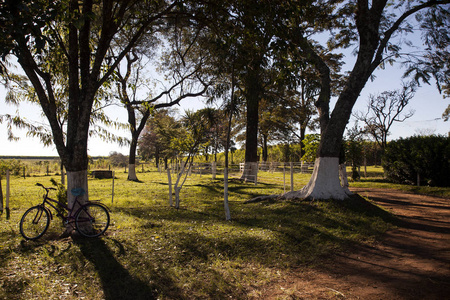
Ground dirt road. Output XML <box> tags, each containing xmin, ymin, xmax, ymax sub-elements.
<box><xmin>262</xmin><ymin>188</ymin><xmax>450</xmax><ymax>299</ymax></box>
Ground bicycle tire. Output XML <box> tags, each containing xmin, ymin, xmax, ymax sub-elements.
<box><xmin>20</xmin><ymin>206</ymin><xmax>50</xmax><ymax>240</ymax></box>
<box><xmin>75</xmin><ymin>203</ymin><xmax>110</xmax><ymax>238</ymax></box>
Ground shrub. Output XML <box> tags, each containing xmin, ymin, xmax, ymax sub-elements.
<box><xmin>383</xmin><ymin>135</ymin><xmax>450</xmax><ymax>187</ymax></box>
<box><xmin>0</xmin><ymin>159</ymin><xmax>24</xmax><ymax>176</ymax></box>
<box><xmin>108</xmin><ymin>151</ymin><xmax>129</xmax><ymax>167</ymax></box>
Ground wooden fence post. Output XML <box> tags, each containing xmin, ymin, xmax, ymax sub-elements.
<box><xmin>0</xmin><ymin>174</ymin><xmax>3</xmax><ymax>214</ymax></box>
<box><xmin>167</xmin><ymin>168</ymin><xmax>173</xmax><ymax>207</ymax></box>
<box><xmin>290</xmin><ymin>162</ymin><xmax>294</xmax><ymax>192</ymax></box>
<box><xmin>111</xmin><ymin>171</ymin><xmax>115</xmax><ymax>204</ymax></box>
<box><xmin>6</xmin><ymin>170</ymin><xmax>10</xmax><ymax>220</ymax></box>
<box><xmin>223</xmin><ymin>167</ymin><xmax>231</xmax><ymax>220</ymax></box>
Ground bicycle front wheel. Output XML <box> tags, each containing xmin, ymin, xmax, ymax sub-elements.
<box><xmin>20</xmin><ymin>206</ymin><xmax>50</xmax><ymax>240</ymax></box>
<box><xmin>75</xmin><ymin>203</ymin><xmax>110</xmax><ymax>238</ymax></box>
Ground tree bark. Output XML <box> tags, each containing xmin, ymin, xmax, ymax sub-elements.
<box><xmin>128</xmin><ymin>133</ymin><xmax>139</xmax><ymax>181</ymax></box>
<box><xmin>262</xmin><ymin>134</ymin><xmax>268</xmax><ymax>162</ymax></box>
<box><xmin>240</xmin><ymin>57</ymin><xmax>263</xmax><ymax>181</ymax></box>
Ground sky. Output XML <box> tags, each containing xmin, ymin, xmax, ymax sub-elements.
<box><xmin>1</xmin><ymin>63</ymin><xmax>447</xmax><ymax>158</ymax></box>
<box><xmin>1</xmin><ymin>39</ymin><xmax>449</xmax><ymax>158</ymax></box>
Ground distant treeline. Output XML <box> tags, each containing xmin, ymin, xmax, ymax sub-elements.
<box><xmin>0</xmin><ymin>156</ymin><xmax>106</xmax><ymax>160</ymax></box>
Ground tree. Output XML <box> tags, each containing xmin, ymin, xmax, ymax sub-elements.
<box><xmin>301</xmin><ymin>134</ymin><xmax>321</xmax><ymax>163</ymax></box>
<box><xmin>118</xmin><ymin>21</ymin><xmax>211</xmax><ymax>181</ymax></box>
<box><xmin>108</xmin><ymin>151</ymin><xmax>128</xmax><ymax>168</ymax></box>
<box><xmin>1</xmin><ymin>0</ymin><xmax>179</xmax><ymax>233</ymax></box>
<box><xmin>354</xmin><ymin>83</ymin><xmax>416</xmax><ymax>152</ymax></box>
<box><xmin>402</xmin><ymin>5</ymin><xmax>450</xmax><ymax>114</ymax></box>
<box><xmin>171</xmin><ymin>108</ymin><xmax>217</xmax><ymax>208</ymax></box>
<box><xmin>344</xmin><ymin>122</ymin><xmax>365</xmax><ymax>181</ymax></box>
<box><xmin>138</xmin><ymin>109</ymin><xmax>181</xmax><ymax>169</ymax></box>
<box><xmin>280</xmin><ymin>0</ymin><xmax>449</xmax><ymax>200</ymax></box>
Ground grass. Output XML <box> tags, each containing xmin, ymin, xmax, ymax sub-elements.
<box><xmin>0</xmin><ymin>167</ymin><xmax>448</xmax><ymax>299</ymax></box>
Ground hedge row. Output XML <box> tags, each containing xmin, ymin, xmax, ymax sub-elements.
<box><xmin>383</xmin><ymin>135</ymin><xmax>450</xmax><ymax>187</ymax></box>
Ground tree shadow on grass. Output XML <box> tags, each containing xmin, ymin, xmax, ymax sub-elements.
<box><xmin>73</xmin><ymin>237</ymin><xmax>181</xmax><ymax>300</ymax></box>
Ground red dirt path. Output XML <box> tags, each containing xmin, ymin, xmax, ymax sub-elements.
<box><xmin>261</xmin><ymin>188</ymin><xmax>450</xmax><ymax>299</ymax></box>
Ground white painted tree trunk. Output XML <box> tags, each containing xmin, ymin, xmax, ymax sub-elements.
<box><xmin>167</xmin><ymin>168</ymin><xmax>173</xmax><ymax>207</ymax></box>
<box><xmin>339</xmin><ymin>163</ymin><xmax>352</xmax><ymax>195</ymax></box>
<box><xmin>128</xmin><ymin>164</ymin><xmax>138</xmax><ymax>181</ymax></box>
<box><xmin>240</xmin><ymin>162</ymin><xmax>258</xmax><ymax>183</ymax></box>
<box><xmin>212</xmin><ymin>162</ymin><xmax>217</xmax><ymax>180</ymax></box>
<box><xmin>223</xmin><ymin>167</ymin><xmax>231</xmax><ymax>220</ymax></box>
<box><xmin>283</xmin><ymin>157</ymin><xmax>352</xmax><ymax>200</ymax></box>
<box><xmin>66</xmin><ymin>170</ymin><xmax>89</xmax><ymax>233</ymax></box>
<box><xmin>174</xmin><ymin>162</ymin><xmax>188</xmax><ymax>209</ymax></box>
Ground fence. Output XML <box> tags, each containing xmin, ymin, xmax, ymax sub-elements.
<box><xmin>0</xmin><ymin>170</ymin><xmax>10</xmax><ymax>219</ymax></box>
<box><xmin>240</xmin><ymin>161</ymin><xmax>314</xmax><ymax>174</ymax></box>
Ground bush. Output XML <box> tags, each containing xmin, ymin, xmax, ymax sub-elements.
<box><xmin>108</xmin><ymin>152</ymin><xmax>128</xmax><ymax>167</ymax></box>
<box><xmin>0</xmin><ymin>159</ymin><xmax>24</xmax><ymax>176</ymax></box>
<box><xmin>383</xmin><ymin>135</ymin><xmax>450</xmax><ymax>187</ymax></box>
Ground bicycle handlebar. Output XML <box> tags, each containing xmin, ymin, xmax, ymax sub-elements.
<box><xmin>36</xmin><ymin>183</ymin><xmax>57</xmax><ymax>190</ymax></box>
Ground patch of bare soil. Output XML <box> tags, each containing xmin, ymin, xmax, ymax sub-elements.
<box><xmin>260</xmin><ymin>188</ymin><xmax>450</xmax><ymax>299</ymax></box>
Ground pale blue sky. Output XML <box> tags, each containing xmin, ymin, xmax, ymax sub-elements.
<box><xmin>1</xmin><ymin>63</ymin><xmax>448</xmax><ymax>157</ymax></box>
<box><xmin>1</xmin><ymin>31</ymin><xmax>449</xmax><ymax>157</ymax></box>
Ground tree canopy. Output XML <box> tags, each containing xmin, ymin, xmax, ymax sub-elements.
<box><xmin>1</xmin><ymin>0</ymin><xmax>449</xmax><ymax>203</ymax></box>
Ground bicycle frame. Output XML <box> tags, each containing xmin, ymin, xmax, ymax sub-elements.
<box><xmin>36</xmin><ymin>184</ymin><xmax>86</xmax><ymax>228</ymax></box>
<box><xmin>36</xmin><ymin>183</ymin><xmax>110</xmax><ymax>221</ymax></box>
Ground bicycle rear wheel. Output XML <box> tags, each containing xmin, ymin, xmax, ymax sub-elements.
<box><xmin>20</xmin><ymin>206</ymin><xmax>50</xmax><ymax>240</ymax></box>
<box><xmin>75</xmin><ymin>203</ymin><xmax>110</xmax><ymax>238</ymax></box>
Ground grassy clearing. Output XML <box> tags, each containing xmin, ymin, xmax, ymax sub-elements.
<box><xmin>0</xmin><ymin>168</ymin><xmax>447</xmax><ymax>299</ymax></box>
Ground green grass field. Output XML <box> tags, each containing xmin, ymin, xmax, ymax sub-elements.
<box><xmin>1</xmin><ymin>167</ymin><xmax>448</xmax><ymax>299</ymax></box>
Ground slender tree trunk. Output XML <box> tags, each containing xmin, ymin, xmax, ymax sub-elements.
<box><xmin>128</xmin><ymin>136</ymin><xmax>139</xmax><ymax>181</ymax></box>
<box><xmin>0</xmin><ymin>175</ymin><xmax>3</xmax><ymax>214</ymax></box>
<box><xmin>262</xmin><ymin>134</ymin><xmax>268</xmax><ymax>162</ymax></box>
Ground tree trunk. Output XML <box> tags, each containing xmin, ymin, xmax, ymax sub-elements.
<box><xmin>262</xmin><ymin>134</ymin><xmax>268</xmax><ymax>162</ymax></box>
<box><xmin>339</xmin><ymin>163</ymin><xmax>351</xmax><ymax>194</ymax></box>
<box><xmin>128</xmin><ymin>164</ymin><xmax>137</xmax><ymax>181</ymax></box>
<box><xmin>283</xmin><ymin>157</ymin><xmax>351</xmax><ymax>200</ymax></box>
<box><xmin>240</xmin><ymin>56</ymin><xmax>262</xmax><ymax>181</ymax></box>
<box><xmin>299</xmin><ymin>126</ymin><xmax>306</xmax><ymax>158</ymax></box>
<box><xmin>128</xmin><ymin>136</ymin><xmax>139</xmax><ymax>181</ymax></box>
<box><xmin>65</xmin><ymin>170</ymin><xmax>89</xmax><ymax>234</ymax></box>
<box><xmin>241</xmin><ymin>162</ymin><xmax>258</xmax><ymax>183</ymax></box>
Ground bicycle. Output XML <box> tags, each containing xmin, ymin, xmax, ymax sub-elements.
<box><xmin>20</xmin><ymin>183</ymin><xmax>110</xmax><ymax>240</ymax></box>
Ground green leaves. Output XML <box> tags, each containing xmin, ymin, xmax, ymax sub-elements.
<box><xmin>383</xmin><ymin>135</ymin><xmax>450</xmax><ymax>187</ymax></box>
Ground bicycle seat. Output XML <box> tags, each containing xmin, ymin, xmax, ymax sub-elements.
<box><xmin>71</xmin><ymin>188</ymin><xmax>86</xmax><ymax>196</ymax></box>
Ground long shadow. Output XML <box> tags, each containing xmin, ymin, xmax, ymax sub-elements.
<box><xmin>73</xmin><ymin>237</ymin><xmax>181</xmax><ymax>300</ymax></box>
<box><xmin>363</xmin><ymin>195</ymin><xmax>450</xmax><ymax>234</ymax></box>
<box><xmin>368</xmin><ymin>196</ymin><xmax>450</xmax><ymax>210</ymax></box>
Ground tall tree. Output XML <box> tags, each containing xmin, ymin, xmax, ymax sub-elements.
<box><xmin>1</xmin><ymin>0</ymin><xmax>178</xmax><ymax>232</ymax></box>
<box><xmin>280</xmin><ymin>0</ymin><xmax>449</xmax><ymax>200</ymax></box>
<box><xmin>139</xmin><ymin>109</ymin><xmax>180</xmax><ymax>169</ymax></box>
<box><xmin>354</xmin><ymin>83</ymin><xmax>416</xmax><ymax>152</ymax></box>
